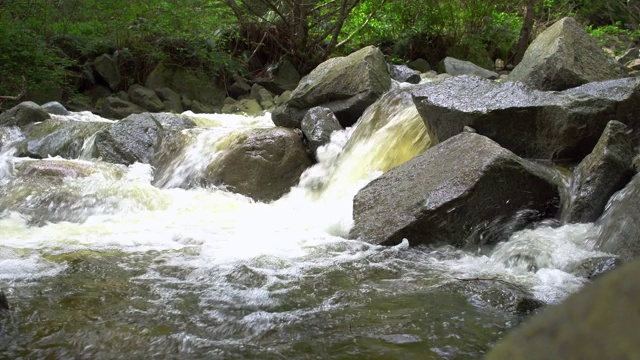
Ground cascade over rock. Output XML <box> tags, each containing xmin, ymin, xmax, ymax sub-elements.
<box><xmin>16</xmin><ymin>119</ymin><xmax>110</xmax><ymax>159</ymax></box>
<box><xmin>350</xmin><ymin>133</ymin><xmax>559</xmax><ymax>246</ymax></box>
<box><xmin>595</xmin><ymin>173</ymin><xmax>640</xmax><ymax>263</ymax></box>
<box><xmin>412</xmin><ymin>76</ymin><xmax>640</xmax><ymax>162</ymax></box>
<box><xmin>272</xmin><ymin>46</ymin><xmax>391</xmax><ymax>129</ymax></box>
<box><xmin>0</xmin><ymin>101</ymin><xmax>50</xmax><ymax>127</ymax></box>
<box><xmin>563</xmin><ymin>120</ymin><xmax>635</xmax><ymax>223</ymax></box>
<box><xmin>93</xmin><ymin>113</ymin><xmax>163</xmax><ymax>165</ymax></box>
<box><xmin>487</xmin><ymin>257</ymin><xmax>640</xmax><ymax>359</ymax></box>
<box><xmin>509</xmin><ymin>17</ymin><xmax>627</xmax><ymax>91</ymax></box>
<box><xmin>205</xmin><ymin>127</ymin><xmax>312</xmax><ymax>202</ymax></box>
<box><xmin>443</xmin><ymin>57</ymin><xmax>499</xmax><ymax>79</ymax></box>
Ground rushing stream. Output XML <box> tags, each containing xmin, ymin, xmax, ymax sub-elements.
<box><xmin>0</xmin><ymin>84</ymin><xmax>611</xmax><ymax>359</ymax></box>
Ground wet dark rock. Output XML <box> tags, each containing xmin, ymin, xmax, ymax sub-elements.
<box><xmin>41</xmin><ymin>101</ymin><xmax>70</xmax><ymax>116</ymax></box>
<box><xmin>94</xmin><ymin>53</ymin><xmax>121</xmax><ymax>91</ymax></box>
<box><xmin>94</xmin><ymin>113</ymin><xmax>163</xmax><ymax>165</ymax></box>
<box><xmin>388</xmin><ymin>64</ymin><xmax>421</xmax><ymax>84</ymax></box>
<box><xmin>563</xmin><ymin>121</ymin><xmax>635</xmax><ymax>223</ymax></box>
<box><xmin>190</xmin><ymin>100</ymin><xmax>218</xmax><ymax>114</ymax></box>
<box><xmin>567</xmin><ymin>256</ymin><xmax>620</xmax><ymax>280</ymax></box>
<box><xmin>255</xmin><ymin>59</ymin><xmax>300</xmax><ymax>94</ymax></box>
<box><xmin>0</xmin><ymin>290</ymin><xmax>8</xmax><ymax>310</ymax></box>
<box><xmin>300</xmin><ymin>106</ymin><xmax>343</xmax><ymax>156</ymax></box>
<box><xmin>407</xmin><ymin>58</ymin><xmax>431</xmax><ymax>73</ymax></box>
<box><xmin>444</xmin><ymin>57</ymin><xmax>499</xmax><ymax>79</ymax></box>
<box><xmin>155</xmin><ymin>88</ymin><xmax>183</xmax><ymax>113</ymax></box>
<box><xmin>595</xmin><ymin>173</ymin><xmax>640</xmax><ymax>263</ymax></box>
<box><xmin>229</xmin><ymin>79</ymin><xmax>252</xmax><ymax>98</ymax></box>
<box><xmin>0</xmin><ymin>101</ymin><xmax>50</xmax><ymax>127</ymax></box>
<box><xmin>412</xmin><ymin>75</ymin><xmax>640</xmax><ymax>162</ymax></box>
<box><xmin>272</xmin><ymin>46</ymin><xmax>391</xmax><ymax>129</ymax></box>
<box><xmin>128</xmin><ymin>84</ymin><xmax>165</xmax><ymax>112</ymax></box>
<box><xmin>487</xmin><ymin>258</ymin><xmax>640</xmax><ymax>360</ymax></box>
<box><xmin>509</xmin><ymin>17</ymin><xmax>626</xmax><ymax>91</ymax></box>
<box><xmin>350</xmin><ymin>133</ymin><xmax>559</xmax><ymax>246</ymax></box>
<box><xmin>440</xmin><ymin>278</ymin><xmax>544</xmax><ymax>317</ymax></box>
<box><xmin>101</xmin><ymin>96</ymin><xmax>146</xmax><ymax>119</ymax></box>
<box><xmin>145</xmin><ymin>63</ymin><xmax>225</xmax><ymax>109</ymax></box>
<box><xmin>206</xmin><ymin>127</ymin><xmax>312</xmax><ymax>202</ymax></box>
<box><xmin>16</xmin><ymin>119</ymin><xmax>110</xmax><ymax>159</ymax></box>
<box><xmin>14</xmin><ymin>159</ymin><xmax>102</xmax><ymax>178</ymax></box>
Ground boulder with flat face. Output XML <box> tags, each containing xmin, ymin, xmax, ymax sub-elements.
<box><xmin>272</xmin><ymin>46</ymin><xmax>391</xmax><ymax>129</ymax></box>
<box><xmin>350</xmin><ymin>132</ymin><xmax>559</xmax><ymax>247</ymax></box>
<box><xmin>563</xmin><ymin>120</ymin><xmax>635</xmax><ymax>223</ymax></box>
<box><xmin>412</xmin><ymin>75</ymin><xmax>640</xmax><ymax>162</ymax></box>
<box><xmin>509</xmin><ymin>17</ymin><xmax>626</xmax><ymax>91</ymax></box>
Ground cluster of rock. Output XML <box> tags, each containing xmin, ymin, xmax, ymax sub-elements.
<box><xmin>3</xmin><ymin>17</ymin><xmax>640</xmax><ymax>354</ymax></box>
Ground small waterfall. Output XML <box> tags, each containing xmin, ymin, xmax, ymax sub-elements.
<box><xmin>299</xmin><ymin>86</ymin><xmax>431</xmax><ymax>201</ymax></box>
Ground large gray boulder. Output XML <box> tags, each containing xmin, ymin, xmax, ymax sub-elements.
<box><xmin>16</xmin><ymin>119</ymin><xmax>110</xmax><ymax>159</ymax></box>
<box><xmin>272</xmin><ymin>46</ymin><xmax>391</xmax><ymax>129</ymax></box>
<box><xmin>205</xmin><ymin>127</ymin><xmax>312</xmax><ymax>202</ymax></box>
<box><xmin>101</xmin><ymin>96</ymin><xmax>146</xmax><ymax>119</ymax></box>
<box><xmin>594</xmin><ymin>173</ymin><xmax>640</xmax><ymax>263</ymax></box>
<box><xmin>128</xmin><ymin>84</ymin><xmax>165</xmax><ymax>112</ymax></box>
<box><xmin>444</xmin><ymin>57</ymin><xmax>499</xmax><ymax>79</ymax></box>
<box><xmin>94</xmin><ymin>53</ymin><xmax>121</xmax><ymax>90</ymax></box>
<box><xmin>300</xmin><ymin>106</ymin><xmax>343</xmax><ymax>156</ymax></box>
<box><xmin>487</xmin><ymin>258</ymin><xmax>640</xmax><ymax>360</ymax></box>
<box><xmin>563</xmin><ymin>121</ymin><xmax>635</xmax><ymax>223</ymax></box>
<box><xmin>41</xmin><ymin>101</ymin><xmax>70</xmax><ymax>116</ymax></box>
<box><xmin>509</xmin><ymin>17</ymin><xmax>626</xmax><ymax>91</ymax></box>
<box><xmin>350</xmin><ymin>133</ymin><xmax>559</xmax><ymax>246</ymax></box>
<box><xmin>93</xmin><ymin>113</ymin><xmax>163</xmax><ymax>165</ymax></box>
<box><xmin>412</xmin><ymin>75</ymin><xmax>640</xmax><ymax>162</ymax></box>
<box><xmin>0</xmin><ymin>101</ymin><xmax>50</xmax><ymax>127</ymax></box>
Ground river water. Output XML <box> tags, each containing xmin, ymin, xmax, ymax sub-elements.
<box><xmin>0</xmin><ymin>86</ymin><xmax>609</xmax><ymax>359</ymax></box>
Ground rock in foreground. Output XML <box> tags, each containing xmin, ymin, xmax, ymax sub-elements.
<box><xmin>350</xmin><ymin>133</ymin><xmax>559</xmax><ymax>246</ymax></box>
<box><xmin>487</xmin><ymin>257</ymin><xmax>640</xmax><ymax>359</ymax></box>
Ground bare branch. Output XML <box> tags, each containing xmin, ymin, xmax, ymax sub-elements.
<box><xmin>0</xmin><ymin>76</ymin><xmax>27</xmax><ymax>102</ymax></box>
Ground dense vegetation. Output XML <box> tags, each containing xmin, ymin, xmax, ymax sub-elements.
<box><xmin>0</xmin><ymin>0</ymin><xmax>638</xmax><ymax>105</ymax></box>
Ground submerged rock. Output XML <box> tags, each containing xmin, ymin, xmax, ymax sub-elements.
<box><xmin>595</xmin><ymin>173</ymin><xmax>640</xmax><ymax>263</ymax></box>
<box><xmin>300</xmin><ymin>106</ymin><xmax>343</xmax><ymax>156</ymax></box>
<box><xmin>487</xmin><ymin>257</ymin><xmax>640</xmax><ymax>359</ymax></box>
<box><xmin>444</xmin><ymin>57</ymin><xmax>499</xmax><ymax>79</ymax></box>
<box><xmin>563</xmin><ymin>121</ymin><xmax>635</xmax><ymax>223</ymax></box>
<box><xmin>0</xmin><ymin>101</ymin><xmax>50</xmax><ymax>127</ymax></box>
<box><xmin>206</xmin><ymin>127</ymin><xmax>312</xmax><ymax>202</ymax></box>
<box><xmin>272</xmin><ymin>46</ymin><xmax>391</xmax><ymax>129</ymax></box>
<box><xmin>412</xmin><ymin>75</ymin><xmax>640</xmax><ymax>162</ymax></box>
<box><xmin>509</xmin><ymin>17</ymin><xmax>626</xmax><ymax>91</ymax></box>
<box><xmin>93</xmin><ymin>113</ymin><xmax>163</xmax><ymax>165</ymax></box>
<box><xmin>350</xmin><ymin>133</ymin><xmax>559</xmax><ymax>246</ymax></box>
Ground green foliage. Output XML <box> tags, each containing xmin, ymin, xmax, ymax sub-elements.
<box><xmin>586</xmin><ymin>22</ymin><xmax>640</xmax><ymax>56</ymax></box>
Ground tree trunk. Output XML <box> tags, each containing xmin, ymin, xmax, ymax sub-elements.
<box><xmin>513</xmin><ymin>0</ymin><xmax>538</xmax><ymax>65</ymax></box>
